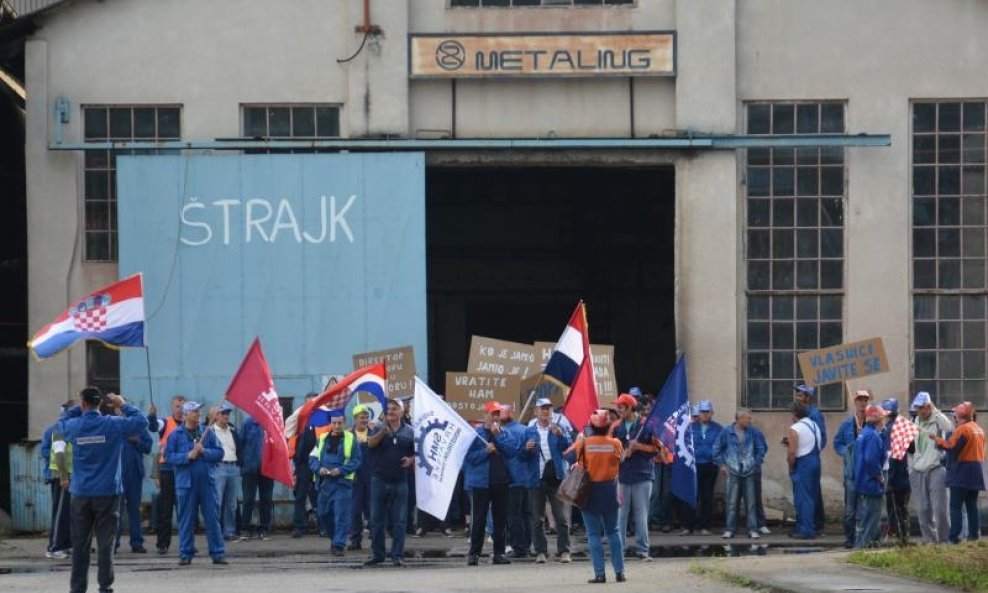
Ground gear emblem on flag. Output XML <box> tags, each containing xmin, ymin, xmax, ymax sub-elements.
<box><xmin>665</xmin><ymin>402</ymin><xmax>695</xmax><ymax>470</ymax></box>
<box><xmin>415</xmin><ymin>418</ymin><xmax>449</xmax><ymax>477</ymax></box>
<box><xmin>70</xmin><ymin>293</ymin><xmax>111</xmax><ymax>333</ymax></box>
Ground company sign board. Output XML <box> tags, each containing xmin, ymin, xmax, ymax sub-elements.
<box><xmin>410</xmin><ymin>31</ymin><xmax>676</xmax><ymax>79</ymax></box>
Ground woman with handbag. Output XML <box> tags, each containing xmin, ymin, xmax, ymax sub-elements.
<box><xmin>572</xmin><ymin>409</ymin><xmax>626</xmax><ymax>584</ymax></box>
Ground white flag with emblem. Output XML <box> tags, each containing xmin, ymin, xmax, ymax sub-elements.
<box><xmin>412</xmin><ymin>377</ymin><xmax>479</xmax><ymax>520</ymax></box>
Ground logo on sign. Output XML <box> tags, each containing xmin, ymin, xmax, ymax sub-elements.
<box><xmin>71</xmin><ymin>294</ymin><xmax>111</xmax><ymax>333</ymax></box>
<box><xmin>436</xmin><ymin>40</ymin><xmax>466</xmax><ymax>71</ymax></box>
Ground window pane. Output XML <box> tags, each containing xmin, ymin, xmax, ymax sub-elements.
<box><xmin>938</xmin><ymin>259</ymin><xmax>961</xmax><ymax>289</ymax></box>
<box><xmin>158</xmin><ymin>108</ymin><xmax>180</xmax><ymax>138</ymax></box>
<box><xmin>84</xmin><ymin>201</ymin><xmax>109</xmax><ymax>231</ymax></box>
<box><xmin>820</xmin><ymin>103</ymin><xmax>844</xmax><ymax>133</ymax></box>
<box><xmin>746</xmin><ymin>381</ymin><xmax>770</xmax><ymax>408</ymax></box>
<box><xmin>316</xmin><ymin>107</ymin><xmax>340</xmax><ymax>136</ymax></box>
<box><xmin>773</xmin><ymin>168</ymin><xmax>795</xmax><ymax>196</ymax></box>
<box><xmin>772</xmin><ymin>352</ymin><xmax>795</xmax><ymax>378</ymax></box>
<box><xmin>938</xmin><ymin>197</ymin><xmax>960</xmax><ymax>226</ymax></box>
<box><xmin>268</xmin><ymin>108</ymin><xmax>291</xmax><ymax>137</ymax></box>
<box><xmin>962</xmin><ymin>166</ymin><xmax>985</xmax><ymax>194</ymax></box>
<box><xmin>820</xmin><ymin>198</ymin><xmax>843</xmax><ymax>226</ymax></box>
<box><xmin>963</xmin><ymin>102</ymin><xmax>986</xmax><ymax>131</ymax></box>
<box><xmin>748</xmin><ymin>104</ymin><xmax>771</xmax><ymax>135</ymax></box>
<box><xmin>938</xmin><ymin>229</ymin><xmax>960</xmax><ymax>257</ymax></box>
<box><xmin>914</xmin><ymin>167</ymin><xmax>936</xmax><ymax>195</ymax></box>
<box><xmin>914</xmin><ymin>198</ymin><xmax>935</xmax><ymax>226</ymax></box>
<box><xmin>820</xmin><ymin>167</ymin><xmax>843</xmax><ymax>195</ymax></box>
<box><xmin>772</xmin><ymin>198</ymin><xmax>794</xmax><ymax>226</ymax></box>
<box><xmin>821</xmin><ymin>228</ymin><xmax>843</xmax><ymax>258</ymax></box>
<box><xmin>913</xmin><ymin>103</ymin><xmax>936</xmax><ymax>133</ymax></box>
<box><xmin>773</xmin><ymin>148</ymin><xmax>794</xmax><ymax>166</ymax></box>
<box><xmin>938</xmin><ymin>134</ymin><xmax>961</xmax><ymax>164</ymax></box>
<box><xmin>748</xmin><ymin>323</ymin><xmax>770</xmax><ymax>350</ymax></box>
<box><xmin>748</xmin><ymin>296</ymin><xmax>770</xmax><ymax>320</ymax></box>
<box><xmin>796</xmin><ymin>295</ymin><xmax>817</xmax><ymax>320</ymax></box>
<box><xmin>772</xmin><ymin>322</ymin><xmax>794</xmax><ymax>349</ymax></box>
<box><xmin>292</xmin><ymin>107</ymin><xmax>315</xmax><ymax>137</ymax></box>
<box><xmin>963</xmin><ymin>321</ymin><xmax>986</xmax><ymax>349</ymax></box>
<box><xmin>914</xmin><ymin>295</ymin><xmax>936</xmax><ymax>320</ymax></box>
<box><xmin>244</xmin><ymin>107</ymin><xmax>267</xmax><ymax>137</ymax></box>
<box><xmin>796</xmin><ymin>104</ymin><xmax>819</xmax><ymax>134</ymax></box>
<box><xmin>965</xmin><ymin>351</ymin><xmax>986</xmax><ymax>379</ymax></box>
<box><xmin>772</xmin><ymin>104</ymin><xmax>794</xmax><ymax>134</ymax></box>
<box><xmin>940</xmin><ymin>296</ymin><xmax>961</xmax><ymax>319</ymax></box>
<box><xmin>772</xmin><ymin>260</ymin><xmax>794</xmax><ymax>289</ymax></box>
<box><xmin>962</xmin><ymin>259</ymin><xmax>985</xmax><ymax>289</ymax></box>
<box><xmin>915</xmin><ymin>322</ymin><xmax>937</xmax><ymax>349</ymax></box>
<box><xmin>84</xmin><ymin>108</ymin><xmax>107</xmax><ymax>139</ymax></box>
<box><xmin>84</xmin><ymin>171</ymin><xmax>109</xmax><ymax>200</ymax></box>
<box><xmin>914</xmin><ymin>259</ymin><xmax>936</xmax><ymax>289</ymax></box>
<box><xmin>820</xmin><ymin>260</ymin><xmax>843</xmax><ymax>289</ymax></box>
<box><xmin>914</xmin><ymin>352</ymin><xmax>936</xmax><ymax>379</ymax></box>
<box><xmin>820</xmin><ymin>296</ymin><xmax>842</xmax><ymax>319</ymax></box>
<box><xmin>748</xmin><ymin>199</ymin><xmax>771</xmax><ymax>227</ymax></box>
<box><xmin>748</xmin><ymin>148</ymin><xmax>770</xmax><ymax>166</ymax></box>
<box><xmin>820</xmin><ymin>146</ymin><xmax>844</xmax><ymax>165</ymax></box>
<box><xmin>938</xmin><ymin>166</ymin><xmax>960</xmax><ymax>195</ymax></box>
<box><xmin>796</xmin><ymin>322</ymin><xmax>818</xmax><ymax>349</ymax></box>
<box><xmin>939</xmin><ymin>103</ymin><xmax>961</xmax><ymax>132</ymax></box>
<box><xmin>796</xmin><ymin>260</ymin><xmax>818</xmax><ymax>289</ymax></box>
<box><xmin>109</xmin><ymin>108</ymin><xmax>132</xmax><ymax>138</ymax></box>
<box><xmin>796</xmin><ymin>198</ymin><xmax>818</xmax><ymax>227</ymax></box>
<box><xmin>938</xmin><ymin>351</ymin><xmax>962</xmax><ymax>378</ymax></box>
<box><xmin>962</xmin><ymin>295</ymin><xmax>986</xmax><ymax>319</ymax></box>
<box><xmin>961</xmin><ymin>197</ymin><xmax>984</xmax><ymax>226</ymax></box>
<box><xmin>914</xmin><ymin>135</ymin><xmax>936</xmax><ymax>164</ymax></box>
<box><xmin>748</xmin><ymin>168</ymin><xmax>770</xmax><ymax>197</ymax></box>
<box><xmin>797</xmin><ymin>168</ymin><xmax>819</xmax><ymax>195</ymax></box>
<box><xmin>772</xmin><ymin>229</ymin><xmax>794</xmax><ymax>258</ymax></box>
<box><xmin>796</xmin><ymin>229</ymin><xmax>819</xmax><ymax>258</ymax></box>
<box><xmin>772</xmin><ymin>295</ymin><xmax>794</xmax><ymax>320</ymax></box>
<box><xmin>747</xmin><ymin>353</ymin><xmax>770</xmax><ymax>379</ymax></box>
<box><xmin>819</xmin><ymin>322</ymin><xmax>842</xmax><ymax>346</ymax></box>
<box><xmin>85</xmin><ymin>232</ymin><xmax>110</xmax><ymax>261</ymax></box>
<box><xmin>134</xmin><ymin>108</ymin><xmax>156</xmax><ymax>138</ymax></box>
<box><xmin>748</xmin><ymin>230</ymin><xmax>770</xmax><ymax>259</ymax></box>
<box><xmin>748</xmin><ymin>261</ymin><xmax>770</xmax><ymax>290</ymax></box>
<box><xmin>962</xmin><ymin>133</ymin><xmax>985</xmax><ymax>164</ymax></box>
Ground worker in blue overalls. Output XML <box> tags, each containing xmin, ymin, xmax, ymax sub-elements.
<box><xmin>310</xmin><ymin>409</ymin><xmax>362</xmax><ymax>557</ymax></box>
<box><xmin>786</xmin><ymin>401</ymin><xmax>823</xmax><ymax>539</ymax></box>
<box><xmin>116</xmin><ymin>401</ymin><xmax>153</xmax><ymax>553</ymax></box>
<box><xmin>163</xmin><ymin>401</ymin><xmax>227</xmax><ymax>565</ymax></box>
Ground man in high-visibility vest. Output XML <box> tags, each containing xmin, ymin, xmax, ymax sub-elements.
<box><xmin>309</xmin><ymin>409</ymin><xmax>362</xmax><ymax>557</ymax></box>
<box><xmin>41</xmin><ymin>399</ymin><xmax>75</xmax><ymax>559</ymax></box>
<box><xmin>147</xmin><ymin>395</ymin><xmax>186</xmax><ymax>555</ymax></box>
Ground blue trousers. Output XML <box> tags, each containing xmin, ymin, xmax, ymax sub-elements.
<box><xmin>214</xmin><ymin>463</ymin><xmax>240</xmax><ymax>538</ymax></box>
<box><xmin>116</xmin><ymin>472</ymin><xmax>144</xmax><ymax>550</ymax></box>
<box><xmin>370</xmin><ymin>477</ymin><xmax>408</xmax><ymax>561</ymax></box>
<box><xmin>177</xmin><ymin>480</ymin><xmax>225</xmax><ymax>560</ymax></box>
<box><xmin>318</xmin><ymin>479</ymin><xmax>353</xmax><ymax>550</ymax></box>
<box><xmin>618</xmin><ymin>481</ymin><xmax>652</xmax><ymax>555</ymax></box>
<box><xmin>842</xmin><ymin>477</ymin><xmax>858</xmax><ymax>544</ymax></box>
<box><xmin>853</xmin><ymin>494</ymin><xmax>883</xmax><ymax>549</ymax></box>
<box><xmin>791</xmin><ymin>453</ymin><xmax>820</xmax><ymax>537</ymax></box>
<box><xmin>725</xmin><ymin>472</ymin><xmax>758</xmax><ymax>535</ymax></box>
<box><xmin>584</xmin><ymin>506</ymin><xmax>625</xmax><ymax>579</ymax></box>
<box><xmin>949</xmin><ymin>487</ymin><xmax>981</xmax><ymax>543</ymax></box>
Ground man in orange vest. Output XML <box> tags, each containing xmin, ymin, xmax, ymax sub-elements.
<box><xmin>147</xmin><ymin>395</ymin><xmax>186</xmax><ymax>555</ymax></box>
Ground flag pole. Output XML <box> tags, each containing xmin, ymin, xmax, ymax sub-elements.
<box><xmin>144</xmin><ymin>346</ymin><xmax>155</xmax><ymax>406</ymax></box>
<box><xmin>517</xmin><ymin>371</ymin><xmax>547</xmax><ymax>424</ymax></box>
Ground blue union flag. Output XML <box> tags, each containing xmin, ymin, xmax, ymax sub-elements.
<box><xmin>645</xmin><ymin>356</ymin><xmax>697</xmax><ymax>508</ymax></box>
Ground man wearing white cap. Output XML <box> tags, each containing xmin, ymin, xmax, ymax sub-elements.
<box><xmin>833</xmin><ymin>389</ymin><xmax>872</xmax><ymax>547</ymax></box>
<box><xmin>523</xmin><ymin>397</ymin><xmax>573</xmax><ymax>563</ymax></box>
<box><xmin>907</xmin><ymin>391</ymin><xmax>953</xmax><ymax>543</ymax></box>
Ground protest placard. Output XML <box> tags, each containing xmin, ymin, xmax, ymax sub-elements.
<box><xmin>352</xmin><ymin>345</ymin><xmax>417</xmax><ymax>397</ymax></box>
<box><xmin>797</xmin><ymin>337</ymin><xmax>889</xmax><ymax>386</ymax></box>
<box><xmin>467</xmin><ymin>336</ymin><xmax>537</xmax><ymax>377</ymax></box>
<box><xmin>444</xmin><ymin>372</ymin><xmax>521</xmax><ymax>420</ymax></box>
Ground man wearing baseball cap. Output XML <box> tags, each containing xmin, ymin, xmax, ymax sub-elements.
<box><xmin>929</xmin><ymin>401</ymin><xmax>985</xmax><ymax>543</ymax></box>
<box><xmin>163</xmin><ymin>401</ymin><xmax>227</xmax><ymax>565</ymax></box>
<box><xmin>853</xmin><ymin>405</ymin><xmax>889</xmax><ymax>548</ymax></box>
<box><xmin>613</xmin><ymin>392</ymin><xmax>658</xmax><ymax>559</ymax></box>
<box><xmin>464</xmin><ymin>402</ymin><xmax>518</xmax><ymax>566</ymax></box>
<box><xmin>833</xmin><ymin>389</ymin><xmax>872</xmax><ymax>547</ymax></box>
<box><xmin>687</xmin><ymin>400</ymin><xmax>723</xmax><ymax>537</ymax></box>
<box><xmin>523</xmin><ymin>397</ymin><xmax>573</xmax><ymax>563</ymax></box>
<box><xmin>907</xmin><ymin>391</ymin><xmax>953</xmax><ymax>543</ymax></box>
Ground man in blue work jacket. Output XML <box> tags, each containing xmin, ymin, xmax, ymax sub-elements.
<box><xmin>465</xmin><ymin>401</ymin><xmax>519</xmax><ymax>567</ymax></box>
<box><xmin>687</xmin><ymin>400</ymin><xmax>723</xmax><ymax>537</ymax></box>
<box><xmin>57</xmin><ymin>387</ymin><xmax>147</xmax><ymax>593</ymax></box>
<box><xmin>115</xmin><ymin>399</ymin><xmax>153</xmax><ymax>553</ymax></box>
<box><xmin>833</xmin><ymin>389</ymin><xmax>872</xmax><ymax>547</ymax></box>
<box><xmin>163</xmin><ymin>401</ymin><xmax>227</xmax><ymax>565</ymax></box>
<box><xmin>522</xmin><ymin>397</ymin><xmax>573</xmax><ymax>564</ymax></box>
<box><xmin>500</xmin><ymin>404</ymin><xmax>533</xmax><ymax>559</ymax></box>
<box><xmin>310</xmin><ymin>409</ymin><xmax>362</xmax><ymax>557</ymax></box>
<box><xmin>853</xmin><ymin>405</ymin><xmax>889</xmax><ymax>548</ymax></box>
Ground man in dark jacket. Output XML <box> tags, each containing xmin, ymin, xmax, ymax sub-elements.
<box><xmin>115</xmin><ymin>400</ymin><xmax>153</xmax><ymax>553</ymax></box>
<box><xmin>465</xmin><ymin>402</ymin><xmax>518</xmax><ymax>567</ymax></box>
<box><xmin>853</xmin><ymin>404</ymin><xmax>889</xmax><ymax>549</ymax></box>
<box><xmin>365</xmin><ymin>399</ymin><xmax>416</xmax><ymax>567</ymax></box>
<box><xmin>500</xmin><ymin>404</ymin><xmax>532</xmax><ymax>559</ymax></box>
<box><xmin>239</xmin><ymin>415</ymin><xmax>274</xmax><ymax>540</ymax></box>
<box><xmin>880</xmin><ymin>398</ymin><xmax>911</xmax><ymax>542</ymax></box>
<box><xmin>685</xmin><ymin>399</ymin><xmax>722</xmax><ymax>538</ymax></box>
<box><xmin>613</xmin><ymin>393</ymin><xmax>660</xmax><ymax>560</ymax></box>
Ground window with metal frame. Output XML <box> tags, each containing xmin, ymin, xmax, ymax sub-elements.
<box><xmin>86</xmin><ymin>341</ymin><xmax>120</xmax><ymax>396</ymax></box>
<box><xmin>450</xmin><ymin>0</ymin><xmax>633</xmax><ymax>7</ymax></box>
<box><xmin>912</xmin><ymin>101</ymin><xmax>988</xmax><ymax>409</ymax></box>
<box><xmin>82</xmin><ymin>105</ymin><xmax>181</xmax><ymax>262</ymax></box>
<box><xmin>743</xmin><ymin>101</ymin><xmax>847</xmax><ymax>410</ymax></box>
<box><xmin>242</xmin><ymin>104</ymin><xmax>341</xmax><ymax>154</ymax></box>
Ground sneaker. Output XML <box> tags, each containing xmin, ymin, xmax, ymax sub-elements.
<box><xmin>131</xmin><ymin>545</ymin><xmax>147</xmax><ymax>554</ymax></box>
<box><xmin>559</xmin><ymin>552</ymin><xmax>572</xmax><ymax>563</ymax></box>
<box><xmin>722</xmin><ymin>531</ymin><xmax>734</xmax><ymax>539</ymax></box>
<box><xmin>505</xmin><ymin>545</ymin><xmax>514</xmax><ymax>555</ymax></box>
<box><xmin>492</xmin><ymin>555</ymin><xmax>511</xmax><ymax>565</ymax></box>
<box><xmin>749</xmin><ymin>532</ymin><xmax>760</xmax><ymax>540</ymax></box>
<box><xmin>156</xmin><ymin>546</ymin><xmax>168</xmax><ymax>555</ymax></box>
<box><xmin>45</xmin><ymin>550</ymin><xmax>68</xmax><ymax>559</ymax></box>
<box><xmin>616</xmin><ymin>572</ymin><xmax>627</xmax><ymax>582</ymax></box>
<box><xmin>258</xmin><ymin>531</ymin><xmax>270</xmax><ymax>541</ymax></box>
<box><xmin>486</xmin><ymin>536</ymin><xmax>493</xmax><ymax>544</ymax></box>
<box><xmin>412</xmin><ymin>527</ymin><xmax>425</xmax><ymax>538</ymax></box>
<box><xmin>364</xmin><ymin>557</ymin><xmax>385</xmax><ymax>566</ymax></box>
<box><xmin>331</xmin><ymin>546</ymin><xmax>345</xmax><ymax>557</ymax></box>
<box><xmin>535</xmin><ymin>553</ymin><xmax>547</xmax><ymax>564</ymax></box>
<box><xmin>636</xmin><ymin>553</ymin><xmax>652</xmax><ymax>562</ymax></box>
<box><xmin>678</xmin><ymin>529</ymin><xmax>692</xmax><ymax>536</ymax></box>
<box><xmin>759</xmin><ymin>526</ymin><xmax>771</xmax><ymax>535</ymax></box>
<box><xmin>699</xmin><ymin>529</ymin><xmax>712</xmax><ymax>536</ymax></box>
<box><xmin>467</xmin><ymin>555</ymin><xmax>479</xmax><ymax>566</ymax></box>
<box><xmin>212</xmin><ymin>557</ymin><xmax>228</xmax><ymax>565</ymax></box>
<box><xmin>443</xmin><ymin>528</ymin><xmax>455</xmax><ymax>538</ymax></box>
<box><xmin>392</xmin><ymin>559</ymin><xmax>405</xmax><ymax>567</ymax></box>
<box><xmin>178</xmin><ymin>557</ymin><xmax>191</xmax><ymax>566</ymax></box>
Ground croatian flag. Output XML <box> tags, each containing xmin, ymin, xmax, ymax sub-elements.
<box><xmin>645</xmin><ymin>356</ymin><xmax>697</xmax><ymax>507</ymax></box>
<box><xmin>309</xmin><ymin>370</ymin><xmax>389</xmax><ymax>428</ymax></box>
<box><xmin>29</xmin><ymin>273</ymin><xmax>146</xmax><ymax>360</ymax></box>
<box><xmin>544</xmin><ymin>301</ymin><xmax>589</xmax><ymax>388</ymax></box>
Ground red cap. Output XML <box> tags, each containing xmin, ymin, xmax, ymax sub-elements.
<box><xmin>589</xmin><ymin>409</ymin><xmax>610</xmax><ymax>428</ymax></box>
<box><xmin>865</xmin><ymin>405</ymin><xmax>890</xmax><ymax>421</ymax></box>
<box><xmin>483</xmin><ymin>401</ymin><xmax>503</xmax><ymax>414</ymax></box>
<box><xmin>953</xmin><ymin>401</ymin><xmax>975</xmax><ymax>418</ymax></box>
<box><xmin>615</xmin><ymin>394</ymin><xmax>638</xmax><ymax>409</ymax></box>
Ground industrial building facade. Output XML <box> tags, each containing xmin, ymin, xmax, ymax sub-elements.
<box><xmin>15</xmin><ymin>0</ymin><xmax>988</xmax><ymax>514</ymax></box>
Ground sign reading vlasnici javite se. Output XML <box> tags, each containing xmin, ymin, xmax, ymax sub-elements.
<box><xmin>409</xmin><ymin>32</ymin><xmax>676</xmax><ymax>79</ymax></box>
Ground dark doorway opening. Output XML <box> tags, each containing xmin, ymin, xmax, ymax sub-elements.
<box><xmin>427</xmin><ymin>165</ymin><xmax>676</xmax><ymax>396</ymax></box>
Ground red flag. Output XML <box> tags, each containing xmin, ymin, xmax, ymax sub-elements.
<box><xmin>225</xmin><ymin>338</ymin><xmax>294</xmax><ymax>487</ymax></box>
<box><xmin>292</xmin><ymin>362</ymin><xmax>388</xmax><ymax>443</ymax></box>
<box><xmin>561</xmin><ymin>303</ymin><xmax>599</xmax><ymax>429</ymax></box>
<box><xmin>889</xmin><ymin>415</ymin><xmax>921</xmax><ymax>460</ymax></box>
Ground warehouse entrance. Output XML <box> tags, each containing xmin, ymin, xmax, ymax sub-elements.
<box><xmin>427</xmin><ymin>165</ymin><xmax>676</xmax><ymax>396</ymax></box>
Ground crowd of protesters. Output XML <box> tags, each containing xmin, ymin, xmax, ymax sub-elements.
<box><xmin>41</xmin><ymin>382</ymin><xmax>985</xmax><ymax>588</ymax></box>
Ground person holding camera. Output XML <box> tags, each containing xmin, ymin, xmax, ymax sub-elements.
<box><xmin>56</xmin><ymin>387</ymin><xmax>147</xmax><ymax>593</ymax></box>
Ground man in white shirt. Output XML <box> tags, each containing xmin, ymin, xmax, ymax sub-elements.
<box><xmin>211</xmin><ymin>401</ymin><xmax>241</xmax><ymax>541</ymax></box>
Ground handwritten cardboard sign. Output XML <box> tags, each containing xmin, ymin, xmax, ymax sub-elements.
<box><xmin>352</xmin><ymin>345</ymin><xmax>417</xmax><ymax>397</ymax></box>
<box><xmin>467</xmin><ymin>336</ymin><xmax>537</xmax><ymax>377</ymax></box>
<box><xmin>797</xmin><ymin>337</ymin><xmax>889</xmax><ymax>387</ymax></box>
<box><xmin>534</xmin><ymin>340</ymin><xmax>617</xmax><ymax>404</ymax></box>
<box><xmin>445</xmin><ymin>372</ymin><xmax>521</xmax><ymax>420</ymax></box>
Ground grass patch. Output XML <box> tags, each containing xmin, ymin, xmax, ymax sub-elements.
<box><xmin>847</xmin><ymin>541</ymin><xmax>988</xmax><ymax>592</ymax></box>
<box><xmin>689</xmin><ymin>561</ymin><xmax>760</xmax><ymax>590</ymax></box>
